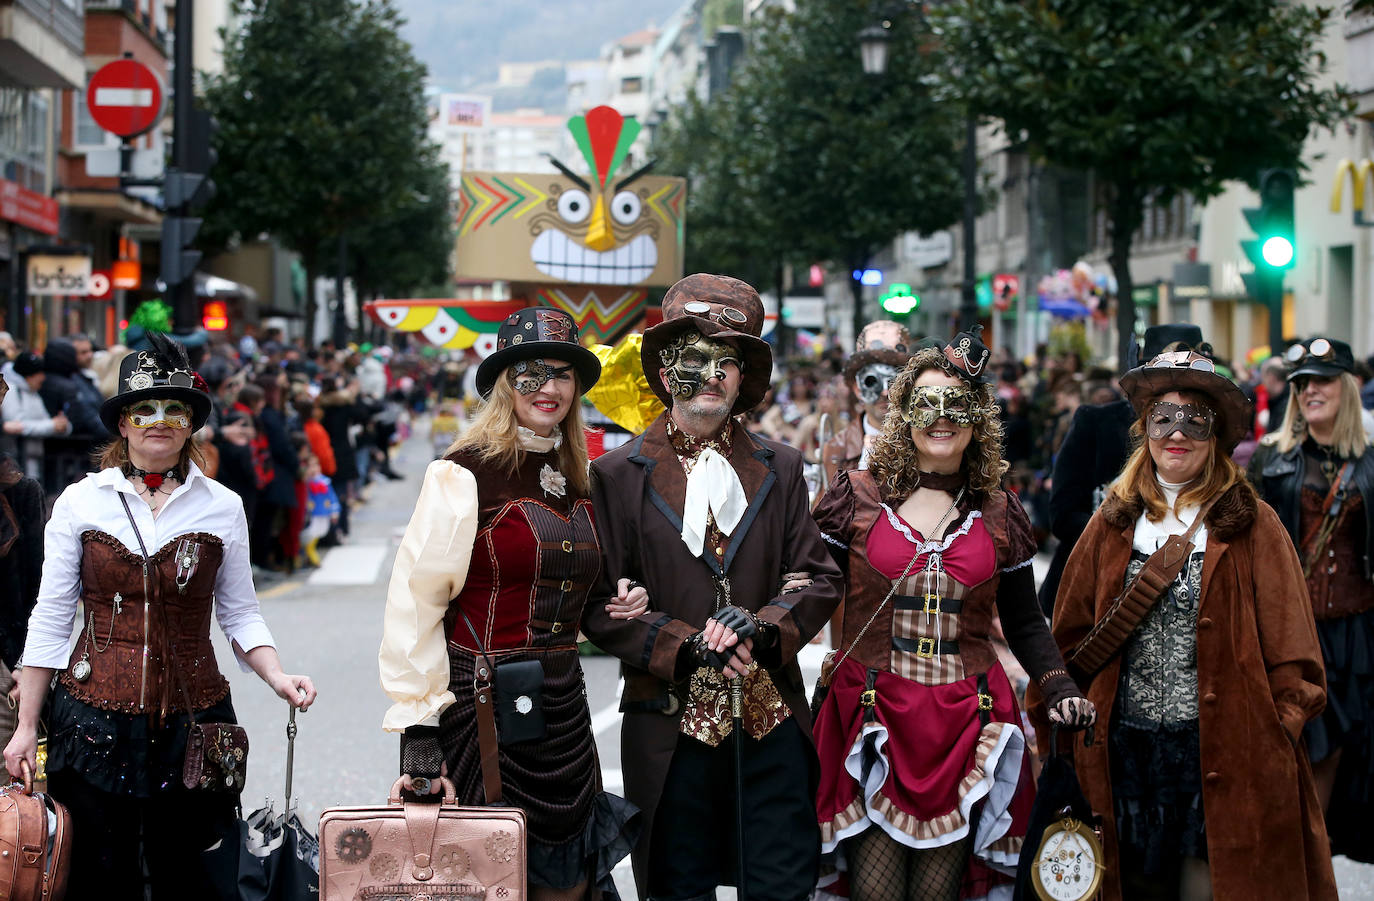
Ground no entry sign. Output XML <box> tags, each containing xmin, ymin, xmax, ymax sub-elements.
<box><xmin>86</xmin><ymin>60</ymin><xmax>165</xmax><ymax>138</ymax></box>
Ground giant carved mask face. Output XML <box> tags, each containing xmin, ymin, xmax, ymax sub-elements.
<box><xmin>453</xmin><ymin>106</ymin><xmax>685</xmax><ymax>288</ymax></box>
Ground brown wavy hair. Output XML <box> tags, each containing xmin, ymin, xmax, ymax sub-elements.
<box><xmin>867</xmin><ymin>348</ymin><xmax>1008</xmax><ymax>501</ymax></box>
<box><xmin>447</xmin><ymin>369</ymin><xmax>591</xmax><ymax>497</ymax></box>
<box><xmin>1108</xmin><ymin>389</ymin><xmax>1246</xmax><ymax>522</ymax></box>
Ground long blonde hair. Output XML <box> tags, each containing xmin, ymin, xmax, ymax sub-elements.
<box><xmin>1265</xmin><ymin>371</ymin><xmax>1370</xmax><ymax>459</ymax></box>
<box><xmin>97</xmin><ymin>433</ymin><xmax>205</xmax><ymax>474</ymax></box>
<box><xmin>448</xmin><ymin>371</ymin><xmax>591</xmax><ymax>496</ymax></box>
<box><xmin>1109</xmin><ymin>391</ymin><xmax>1246</xmax><ymax>522</ymax></box>
<box><xmin>867</xmin><ymin>349</ymin><xmax>1008</xmax><ymax>500</ymax></box>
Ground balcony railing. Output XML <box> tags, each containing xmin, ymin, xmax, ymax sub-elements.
<box><xmin>9</xmin><ymin>0</ymin><xmax>85</xmax><ymax>55</ymax></box>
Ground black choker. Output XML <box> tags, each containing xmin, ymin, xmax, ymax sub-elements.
<box><xmin>916</xmin><ymin>470</ymin><xmax>965</xmax><ymax>493</ymax></box>
<box><xmin>124</xmin><ymin>464</ymin><xmax>180</xmax><ymax>490</ymax></box>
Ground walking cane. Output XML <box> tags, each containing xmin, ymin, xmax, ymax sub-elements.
<box><xmin>730</xmin><ymin>674</ymin><xmax>748</xmax><ymax>901</ymax></box>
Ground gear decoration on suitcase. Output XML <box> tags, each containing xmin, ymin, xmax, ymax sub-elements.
<box><xmin>336</xmin><ymin>826</ymin><xmax>373</xmax><ymax>863</ymax></box>
<box><xmin>436</xmin><ymin>847</ymin><xmax>470</xmax><ymax>880</ymax></box>
<box><xmin>484</xmin><ymin>829</ymin><xmax>517</xmax><ymax>863</ymax></box>
<box><xmin>368</xmin><ymin>851</ymin><xmax>400</xmax><ymax>881</ymax></box>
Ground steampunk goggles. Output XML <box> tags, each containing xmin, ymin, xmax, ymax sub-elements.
<box><xmin>901</xmin><ymin>385</ymin><xmax>985</xmax><ymax>429</ymax></box>
<box><xmin>124</xmin><ymin>398</ymin><xmax>193</xmax><ymax>430</ymax></box>
<box><xmin>660</xmin><ymin>332</ymin><xmax>743</xmax><ymax>400</ymax></box>
<box><xmin>1146</xmin><ymin>401</ymin><xmax>1215</xmax><ymax>442</ymax></box>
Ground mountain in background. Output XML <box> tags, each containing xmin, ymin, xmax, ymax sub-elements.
<box><xmin>394</xmin><ymin>0</ymin><xmax>684</xmax><ymax>105</ymax></box>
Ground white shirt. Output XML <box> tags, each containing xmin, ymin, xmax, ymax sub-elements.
<box><xmin>22</xmin><ymin>462</ymin><xmax>276</xmax><ymax>671</ymax></box>
<box><xmin>857</xmin><ymin>413</ymin><xmax>883</xmax><ymax>469</ymax></box>
<box><xmin>1133</xmin><ymin>476</ymin><xmax>1209</xmax><ymax>555</ymax></box>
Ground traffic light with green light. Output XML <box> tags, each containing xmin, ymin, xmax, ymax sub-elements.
<box><xmin>1240</xmin><ymin>168</ymin><xmax>1296</xmax><ymax>352</ymax></box>
<box><xmin>879</xmin><ymin>283</ymin><xmax>920</xmax><ymax>315</ymax></box>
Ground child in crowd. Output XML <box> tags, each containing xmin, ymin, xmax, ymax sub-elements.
<box><xmin>300</xmin><ymin>452</ymin><xmax>341</xmax><ymax>566</ymax></box>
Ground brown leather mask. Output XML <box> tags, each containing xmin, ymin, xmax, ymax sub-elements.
<box><xmin>1146</xmin><ymin>401</ymin><xmax>1215</xmax><ymax>441</ymax></box>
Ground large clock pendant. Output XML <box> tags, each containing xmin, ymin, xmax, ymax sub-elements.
<box><xmin>1032</xmin><ymin>814</ymin><xmax>1105</xmax><ymax>901</ymax></box>
<box><xmin>71</xmin><ymin>658</ymin><xmax>92</xmax><ymax>682</ymax></box>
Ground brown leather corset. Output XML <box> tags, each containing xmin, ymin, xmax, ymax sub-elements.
<box><xmin>58</xmin><ymin>531</ymin><xmax>230</xmax><ymax>715</ymax></box>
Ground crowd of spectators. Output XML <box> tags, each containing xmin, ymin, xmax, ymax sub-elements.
<box><xmin>0</xmin><ymin>327</ymin><xmax>443</xmax><ymax>581</ymax></box>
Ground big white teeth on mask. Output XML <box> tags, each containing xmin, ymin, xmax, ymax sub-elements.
<box><xmin>530</xmin><ymin>232</ymin><xmax>658</xmax><ymax>284</ymax></box>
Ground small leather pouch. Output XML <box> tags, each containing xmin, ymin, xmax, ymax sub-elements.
<box><xmin>494</xmin><ymin>659</ymin><xmax>545</xmax><ymax>745</ymax></box>
<box><xmin>183</xmin><ymin>722</ymin><xmax>249</xmax><ymax>792</ymax></box>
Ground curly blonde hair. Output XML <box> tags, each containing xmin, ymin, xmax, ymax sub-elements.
<box><xmin>867</xmin><ymin>348</ymin><xmax>1008</xmax><ymax>502</ymax></box>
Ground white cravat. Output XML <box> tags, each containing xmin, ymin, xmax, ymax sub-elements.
<box><xmin>681</xmin><ymin>447</ymin><xmax>748</xmax><ymax>557</ymax></box>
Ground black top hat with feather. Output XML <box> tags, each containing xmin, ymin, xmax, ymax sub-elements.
<box><xmin>99</xmin><ymin>331</ymin><xmax>212</xmax><ymax>433</ymax></box>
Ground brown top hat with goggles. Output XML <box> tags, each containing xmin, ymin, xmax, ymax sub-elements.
<box><xmin>1119</xmin><ymin>350</ymin><xmax>1253</xmax><ymax>453</ymax></box>
<box><xmin>640</xmin><ymin>273</ymin><xmax>773</xmax><ymax>415</ymax></box>
<box><xmin>99</xmin><ymin>331</ymin><xmax>212</xmax><ymax>434</ymax></box>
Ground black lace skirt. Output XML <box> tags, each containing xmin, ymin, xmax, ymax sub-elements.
<box><xmin>1109</xmin><ymin>718</ymin><xmax>1207</xmax><ymax>874</ymax></box>
<box><xmin>1307</xmin><ymin>607</ymin><xmax>1374</xmax><ymax>862</ymax></box>
<box><xmin>45</xmin><ymin>682</ymin><xmax>239</xmax><ymax>798</ymax></box>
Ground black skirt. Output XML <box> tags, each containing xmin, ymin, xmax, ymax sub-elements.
<box><xmin>45</xmin><ymin>682</ymin><xmax>239</xmax><ymax>798</ymax></box>
<box><xmin>1109</xmin><ymin>718</ymin><xmax>1208</xmax><ymax>874</ymax></box>
<box><xmin>1307</xmin><ymin>607</ymin><xmax>1374</xmax><ymax>862</ymax></box>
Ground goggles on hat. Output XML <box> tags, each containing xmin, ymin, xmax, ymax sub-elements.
<box><xmin>1149</xmin><ymin>351</ymin><xmax>1216</xmax><ymax>373</ymax></box>
<box><xmin>681</xmin><ymin>301</ymin><xmax>749</xmax><ymax>329</ymax></box>
<box><xmin>124</xmin><ymin>399</ymin><xmax>193</xmax><ymax>430</ymax></box>
<box><xmin>901</xmin><ymin>385</ymin><xmax>985</xmax><ymax>429</ymax></box>
<box><xmin>507</xmin><ymin>358</ymin><xmax>574</xmax><ymax>396</ymax></box>
<box><xmin>1285</xmin><ymin>338</ymin><xmax>1334</xmax><ymax>366</ymax></box>
<box><xmin>660</xmin><ymin>332</ymin><xmax>743</xmax><ymax>400</ymax></box>
<box><xmin>855</xmin><ymin>363</ymin><xmax>900</xmax><ymax>406</ymax></box>
<box><xmin>1146</xmin><ymin>401</ymin><xmax>1215</xmax><ymax>442</ymax></box>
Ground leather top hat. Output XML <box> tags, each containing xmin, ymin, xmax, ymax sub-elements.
<box><xmin>640</xmin><ymin>273</ymin><xmax>773</xmax><ymax>414</ymax></box>
<box><xmin>1285</xmin><ymin>336</ymin><xmax>1355</xmax><ymax>382</ymax></box>
<box><xmin>99</xmin><ymin>331</ymin><xmax>212</xmax><ymax>434</ymax></box>
<box><xmin>1140</xmin><ymin>323</ymin><xmax>1205</xmax><ymax>362</ymax></box>
<box><xmin>940</xmin><ymin>325</ymin><xmax>993</xmax><ymax>384</ymax></box>
<box><xmin>1119</xmin><ymin>350</ymin><xmax>1253</xmax><ymax>452</ymax></box>
<box><xmin>475</xmin><ymin>307</ymin><xmax>602</xmax><ymax>399</ymax></box>
<box><xmin>843</xmin><ymin>320</ymin><xmax>915</xmax><ymax>385</ymax></box>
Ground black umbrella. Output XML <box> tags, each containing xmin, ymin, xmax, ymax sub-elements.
<box><xmin>206</xmin><ymin>704</ymin><xmax>319</xmax><ymax>901</ymax></box>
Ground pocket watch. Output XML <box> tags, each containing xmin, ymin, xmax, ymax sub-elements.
<box><xmin>1032</xmin><ymin>813</ymin><xmax>1104</xmax><ymax>901</ymax></box>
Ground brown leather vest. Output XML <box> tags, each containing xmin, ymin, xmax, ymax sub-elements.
<box><xmin>58</xmin><ymin>530</ymin><xmax>230</xmax><ymax>715</ymax></box>
<box><xmin>839</xmin><ymin>472</ymin><xmax>1017</xmax><ymax>676</ymax></box>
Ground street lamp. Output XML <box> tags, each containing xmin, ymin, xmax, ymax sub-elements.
<box><xmin>858</xmin><ymin>24</ymin><xmax>892</xmax><ymax>76</ymax></box>
<box><xmin>859</xmin><ymin>10</ymin><xmax>981</xmax><ymax>333</ymax></box>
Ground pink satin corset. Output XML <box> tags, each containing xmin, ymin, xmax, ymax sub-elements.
<box><xmin>865</xmin><ymin>507</ymin><xmax>997</xmax><ymax>586</ymax></box>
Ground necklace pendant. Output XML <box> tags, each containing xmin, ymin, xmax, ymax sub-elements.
<box><xmin>72</xmin><ymin>658</ymin><xmax>92</xmax><ymax>682</ymax></box>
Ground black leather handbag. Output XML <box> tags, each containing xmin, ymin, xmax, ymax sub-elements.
<box><xmin>460</xmin><ymin>611</ymin><xmax>546</xmax><ymax>745</ymax></box>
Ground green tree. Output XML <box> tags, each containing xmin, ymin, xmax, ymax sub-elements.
<box><xmin>203</xmin><ymin>0</ymin><xmax>446</xmax><ymax>344</ymax></box>
<box><xmin>936</xmin><ymin>0</ymin><xmax>1350</xmax><ymax>369</ymax></box>
<box><xmin>654</xmin><ymin>0</ymin><xmax>966</xmax><ymax>340</ymax></box>
<box><xmin>349</xmin><ymin>143</ymin><xmax>454</xmax><ymax>300</ymax></box>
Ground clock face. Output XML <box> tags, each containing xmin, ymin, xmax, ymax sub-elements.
<box><xmin>1033</xmin><ymin>821</ymin><xmax>1103</xmax><ymax>901</ymax></box>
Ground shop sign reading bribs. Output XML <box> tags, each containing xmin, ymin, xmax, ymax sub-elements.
<box><xmin>27</xmin><ymin>255</ymin><xmax>93</xmax><ymax>296</ymax></box>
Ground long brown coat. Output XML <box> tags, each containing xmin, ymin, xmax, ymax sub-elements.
<box><xmin>1045</xmin><ymin>480</ymin><xmax>1336</xmax><ymax>900</ymax></box>
<box><xmin>582</xmin><ymin>414</ymin><xmax>843</xmax><ymax>891</ymax></box>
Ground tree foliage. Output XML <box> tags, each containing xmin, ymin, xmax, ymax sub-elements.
<box><xmin>653</xmin><ymin>0</ymin><xmax>965</xmax><ymax>326</ymax></box>
<box><xmin>203</xmin><ymin>0</ymin><xmax>450</xmax><ymax>340</ymax></box>
<box><xmin>935</xmin><ymin>0</ymin><xmax>1351</xmax><ymax>368</ymax></box>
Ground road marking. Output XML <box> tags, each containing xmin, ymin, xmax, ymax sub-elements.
<box><xmin>257</xmin><ymin>579</ymin><xmax>303</xmax><ymax>600</ymax></box>
<box><xmin>308</xmin><ymin>544</ymin><xmax>389</xmax><ymax>586</ymax></box>
<box><xmin>591</xmin><ymin>679</ymin><xmax>623</xmax><ymax>737</ymax></box>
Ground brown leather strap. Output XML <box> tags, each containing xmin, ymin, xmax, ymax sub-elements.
<box><xmin>1067</xmin><ymin>495</ymin><xmax>1216</xmax><ymax>678</ymax></box>
<box><xmin>459</xmin><ymin>609</ymin><xmax>505</xmax><ymax>806</ymax></box>
<box><xmin>403</xmin><ymin>793</ymin><xmax>441</xmax><ymax>880</ymax></box>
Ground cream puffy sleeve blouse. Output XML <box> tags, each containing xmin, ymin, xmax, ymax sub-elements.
<box><xmin>378</xmin><ymin>459</ymin><xmax>479</xmax><ymax>732</ymax></box>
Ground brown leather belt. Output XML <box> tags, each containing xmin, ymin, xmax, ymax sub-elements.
<box><xmin>472</xmin><ymin>657</ymin><xmax>503</xmax><ymax>805</ymax></box>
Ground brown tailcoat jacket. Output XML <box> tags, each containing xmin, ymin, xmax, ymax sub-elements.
<box><xmin>1041</xmin><ymin>480</ymin><xmax>1336</xmax><ymax>900</ymax></box>
<box><xmin>821</xmin><ymin>417</ymin><xmax>864</xmax><ymax>488</ymax></box>
<box><xmin>583</xmin><ymin>413</ymin><xmax>843</xmax><ymax>891</ymax></box>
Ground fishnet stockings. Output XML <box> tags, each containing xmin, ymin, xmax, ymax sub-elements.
<box><xmin>847</xmin><ymin>827</ymin><xmax>971</xmax><ymax>901</ymax></box>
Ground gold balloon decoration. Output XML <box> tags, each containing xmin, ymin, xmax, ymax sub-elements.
<box><xmin>587</xmin><ymin>334</ymin><xmax>664</xmax><ymax>434</ymax></box>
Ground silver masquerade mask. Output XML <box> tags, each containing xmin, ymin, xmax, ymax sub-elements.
<box><xmin>901</xmin><ymin>385</ymin><xmax>986</xmax><ymax>429</ymax></box>
<box><xmin>659</xmin><ymin>332</ymin><xmax>743</xmax><ymax>401</ymax></box>
<box><xmin>855</xmin><ymin>363</ymin><xmax>900</xmax><ymax>406</ymax></box>
<box><xmin>507</xmin><ymin>358</ymin><xmax>574</xmax><ymax>395</ymax></box>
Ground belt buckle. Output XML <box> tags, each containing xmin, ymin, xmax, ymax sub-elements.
<box><xmin>922</xmin><ymin>593</ymin><xmax>941</xmax><ymax>615</ymax></box>
<box><xmin>860</xmin><ymin>688</ymin><xmax>877</xmax><ymax>708</ymax></box>
<box><xmin>917</xmin><ymin>637</ymin><xmax>936</xmax><ymax>659</ymax></box>
<box><xmin>551</xmin><ymin>621</ymin><xmax>564</xmax><ymax>634</ymax></box>
<box><xmin>977</xmin><ymin>692</ymin><xmax>994</xmax><ymax>711</ymax></box>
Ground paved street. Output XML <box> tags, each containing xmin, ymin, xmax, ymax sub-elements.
<box><xmin>219</xmin><ymin>423</ymin><xmax>1374</xmax><ymax>900</ymax></box>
